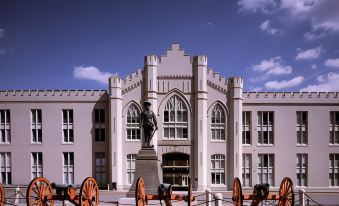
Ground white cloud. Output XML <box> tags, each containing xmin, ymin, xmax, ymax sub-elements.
<box><xmin>300</xmin><ymin>72</ymin><xmax>339</xmax><ymax>91</ymax></box>
<box><xmin>260</xmin><ymin>20</ymin><xmax>282</xmax><ymax>35</ymax></box>
<box><xmin>283</xmin><ymin>0</ymin><xmax>339</xmax><ymax>32</ymax></box>
<box><xmin>74</xmin><ymin>66</ymin><xmax>112</xmax><ymax>84</ymax></box>
<box><xmin>295</xmin><ymin>46</ymin><xmax>323</xmax><ymax>60</ymax></box>
<box><xmin>238</xmin><ymin>0</ymin><xmax>278</xmax><ymax>14</ymax></box>
<box><xmin>324</xmin><ymin>58</ymin><xmax>339</xmax><ymax>68</ymax></box>
<box><xmin>252</xmin><ymin>56</ymin><xmax>293</xmax><ymax>77</ymax></box>
<box><xmin>265</xmin><ymin>76</ymin><xmax>305</xmax><ymax>90</ymax></box>
<box><xmin>249</xmin><ymin>86</ymin><xmax>263</xmax><ymax>91</ymax></box>
<box><xmin>238</xmin><ymin>0</ymin><xmax>339</xmax><ymax>36</ymax></box>
<box><xmin>0</xmin><ymin>29</ymin><xmax>5</xmax><ymax>38</ymax></box>
<box><xmin>311</xmin><ymin>64</ymin><xmax>317</xmax><ymax>70</ymax></box>
<box><xmin>303</xmin><ymin>30</ymin><xmax>325</xmax><ymax>41</ymax></box>
<box><xmin>204</xmin><ymin>22</ymin><xmax>216</xmax><ymax>29</ymax></box>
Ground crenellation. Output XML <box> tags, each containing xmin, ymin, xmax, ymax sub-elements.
<box><xmin>243</xmin><ymin>91</ymin><xmax>339</xmax><ymax>101</ymax></box>
<box><xmin>214</xmin><ymin>72</ymin><xmax>220</xmax><ymax>80</ymax></box>
<box><xmin>0</xmin><ymin>89</ymin><xmax>107</xmax><ymax>98</ymax></box>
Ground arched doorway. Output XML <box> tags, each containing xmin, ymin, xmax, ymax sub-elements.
<box><xmin>162</xmin><ymin>153</ymin><xmax>189</xmax><ymax>190</ymax></box>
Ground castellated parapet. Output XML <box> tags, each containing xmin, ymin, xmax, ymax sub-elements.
<box><xmin>144</xmin><ymin>55</ymin><xmax>158</xmax><ymax>66</ymax></box>
<box><xmin>0</xmin><ymin>90</ymin><xmax>108</xmax><ymax>102</ymax></box>
<box><xmin>192</xmin><ymin>55</ymin><xmax>208</xmax><ymax>67</ymax></box>
<box><xmin>206</xmin><ymin>68</ymin><xmax>228</xmax><ymax>94</ymax></box>
<box><xmin>227</xmin><ymin>77</ymin><xmax>243</xmax><ymax>89</ymax></box>
<box><xmin>243</xmin><ymin>91</ymin><xmax>339</xmax><ymax>104</ymax></box>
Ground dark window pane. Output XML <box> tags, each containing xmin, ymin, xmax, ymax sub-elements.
<box><xmin>100</xmin><ymin>109</ymin><xmax>105</xmax><ymax>123</ymax></box>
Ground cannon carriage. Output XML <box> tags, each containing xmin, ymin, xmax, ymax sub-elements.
<box><xmin>26</xmin><ymin>177</ymin><xmax>99</xmax><ymax>206</ymax></box>
<box><xmin>0</xmin><ymin>183</ymin><xmax>4</xmax><ymax>206</ymax></box>
<box><xmin>135</xmin><ymin>177</ymin><xmax>195</xmax><ymax>206</ymax></box>
<box><xmin>232</xmin><ymin>177</ymin><xmax>294</xmax><ymax>206</ymax></box>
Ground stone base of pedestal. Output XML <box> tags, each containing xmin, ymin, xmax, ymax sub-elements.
<box><xmin>126</xmin><ymin>148</ymin><xmax>161</xmax><ymax>197</ymax></box>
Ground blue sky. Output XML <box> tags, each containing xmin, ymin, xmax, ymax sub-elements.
<box><xmin>0</xmin><ymin>0</ymin><xmax>339</xmax><ymax>91</ymax></box>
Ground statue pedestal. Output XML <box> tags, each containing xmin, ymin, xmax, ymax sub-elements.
<box><xmin>126</xmin><ymin>147</ymin><xmax>161</xmax><ymax>197</ymax></box>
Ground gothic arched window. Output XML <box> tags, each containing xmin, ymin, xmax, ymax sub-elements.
<box><xmin>126</xmin><ymin>104</ymin><xmax>141</xmax><ymax>140</ymax></box>
<box><xmin>211</xmin><ymin>104</ymin><xmax>226</xmax><ymax>140</ymax></box>
<box><xmin>163</xmin><ymin>95</ymin><xmax>188</xmax><ymax>139</ymax></box>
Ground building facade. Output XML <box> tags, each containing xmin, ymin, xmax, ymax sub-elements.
<box><xmin>0</xmin><ymin>44</ymin><xmax>338</xmax><ymax>192</ymax></box>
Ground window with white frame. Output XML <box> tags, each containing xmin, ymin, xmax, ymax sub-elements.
<box><xmin>296</xmin><ymin>154</ymin><xmax>308</xmax><ymax>186</ymax></box>
<box><xmin>211</xmin><ymin>154</ymin><xmax>225</xmax><ymax>185</ymax></box>
<box><xmin>0</xmin><ymin>152</ymin><xmax>11</xmax><ymax>184</ymax></box>
<box><xmin>94</xmin><ymin>109</ymin><xmax>106</xmax><ymax>142</ymax></box>
<box><xmin>257</xmin><ymin>112</ymin><xmax>274</xmax><ymax>145</ymax></box>
<box><xmin>163</xmin><ymin>95</ymin><xmax>188</xmax><ymax>139</ymax></box>
<box><xmin>126</xmin><ymin>104</ymin><xmax>141</xmax><ymax>140</ymax></box>
<box><xmin>0</xmin><ymin>110</ymin><xmax>11</xmax><ymax>144</ymax></box>
<box><xmin>211</xmin><ymin>104</ymin><xmax>226</xmax><ymax>140</ymax></box>
<box><xmin>95</xmin><ymin>152</ymin><xmax>107</xmax><ymax>186</ymax></box>
<box><xmin>127</xmin><ymin>154</ymin><xmax>136</xmax><ymax>184</ymax></box>
<box><xmin>63</xmin><ymin>152</ymin><xmax>74</xmax><ymax>184</ymax></box>
<box><xmin>242</xmin><ymin>111</ymin><xmax>251</xmax><ymax>145</ymax></box>
<box><xmin>31</xmin><ymin>152</ymin><xmax>43</xmax><ymax>179</ymax></box>
<box><xmin>297</xmin><ymin>112</ymin><xmax>308</xmax><ymax>145</ymax></box>
<box><xmin>258</xmin><ymin>154</ymin><xmax>274</xmax><ymax>186</ymax></box>
<box><xmin>242</xmin><ymin>154</ymin><xmax>251</xmax><ymax>187</ymax></box>
<box><xmin>62</xmin><ymin>110</ymin><xmax>74</xmax><ymax>143</ymax></box>
<box><xmin>329</xmin><ymin>153</ymin><xmax>339</xmax><ymax>187</ymax></box>
<box><xmin>31</xmin><ymin>110</ymin><xmax>42</xmax><ymax>143</ymax></box>
<box><xmin>330</xmin><ymin>112</ymin><xmax>339</xmax><ymax>145</ymax></box>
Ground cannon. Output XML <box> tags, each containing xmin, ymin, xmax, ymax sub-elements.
<box><xmin>0</xmin><ymin>183</ymin><xmax>4</xmax><ymax>206</ymax></box>
<box><xmin>26</xmin><ymin>177</ymin><xmax>99</xmax><ymax>206</ymax></box>
<box><xmin>232</xmin><ymin>177</ymin><xmax>294</xmax><ymax>206</ymax></box>
<box><xmin>135</xmin><ymin>177</ymin><xmax>195</xmax><ymax>206</ymax></box>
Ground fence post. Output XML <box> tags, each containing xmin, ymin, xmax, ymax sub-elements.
<box><xmin>214</xmin><ymin>193</ymin><xmax>222</xmax><ymax>206</ymax></box>
<box><xmin>299</xmin><ymin>189</ymin><xmax>305</xmax><ymax>206</ymax></box>
<box><xmin>205</xmin><ymin>188</ymin><xmax>211</xmax><ymax>206</ymax></box>
<box><xmin>14</xmin><ymin>186</ymin><xmax>20</xmax><ymax>205</ymax></box>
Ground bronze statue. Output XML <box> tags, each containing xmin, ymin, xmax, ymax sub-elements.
<box><xmin>139</xmin><ymin>101</ymin><xmax>158</xmax><ymax>147</ymax></box>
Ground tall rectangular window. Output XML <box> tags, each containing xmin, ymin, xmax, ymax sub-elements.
<box><xmin>127</xmin><ymin>154</ymin><xmax>136</xmax><ymax>184</ymax></box>
<box><xmin>242</xmin><ymin>111</ymin><xmax>251</xmax><ymax>145</ymax></box>
<box><xmin>330</xmin><ymin>112</ymin><xmax>339</xmax><ymax>145</ymax></box>
<box><xmin>62</xmin><ymin>110</ymin><xmax>74</xmax><ymax>143</ymax></box>
<box><xmin>31</xmin><ymin>152</ymin><xmax>43</xmax><ymax>179</ymax></box>
<box><xmin>126</xmin><ymin>105</ymin><xmax>141</xmax><ymax>140</ymax></box>
<box><xmin>0</xmin><ymin>153</ymin><xmax>11</xmax><ymax>184</ymax></box>
<box><xmin>94</xmin><ymin>109</ymin><xmax>105</xmax><ymax>142</ymax></box>
<box><xmin>163</xmin><ymin>96</ymin><xmax>188</xmax><ymax>139</ymax></box>
<box><xmin>242</xmin><ymin>154</ymin><xmax>251</xmax><ymax>187</ymax></box>
<box><xmin>329</xmin><ymin>153</ymin><xmax>339</xmax><ymax>187</ymax></box>
<box><xmin>296</xmin><ymin>154</ymin><xmax>308</xmax><ymax>186</ymax></box>
<box><xmin>257</xmin><ymin>112</ymin><xmax>274</xmax><ymax>145</ymax></box>
<box><xmin>296</xmin><ymin>111</ymin><xmax>308</xmax><ymax>145</ymax></box>
<box><xmin>211</xmin><ymin>154</ymin><xmax>225</xmax><ymax>185</ymax></box>
<box><xmin>95</xmin><ymin>152</ymin><xmax>107</xmax><ymax>186</ymax></box>
<box><xmin>31</xmin><ymin>110</ymin><xmax>42</xmax><ymax>143</ymax></box>
<box><xmin>258</xmin><ymin>154</ymin><xmax>274</xmax><ymax>186</ymax></box>
<box><xmin>0</xmin><ymin>110</ymin><xmax>11</xmax><ymax>144</ymax></box>
<box><xmin>211</xmin><ymin>104</ymin><xmax>226</xmax><ymax>141</ymax></box>
<box><xmin>63</xmin><ymin>152</ymin><xmax>74</xmax><ymax>184</ymax></box>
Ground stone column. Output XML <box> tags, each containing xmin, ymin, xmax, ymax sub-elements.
<box><xmin>109</xmin><ymin>76</ymin><xmax>123</xmax><ymax>191</ymax></box>
<box><xmin>144</xmin><ymin>55</ymin><xmax>158</xmax><ymax>150</ymax></box>
<box><xmin>227</xmin><ymin>77</ymin><xmax>243</xmax><ymax>188</ymax></box>
<box><xmin>193</xmin><ymin>55</ymin><xmax>208</xmax><ymax>191</ymax></box>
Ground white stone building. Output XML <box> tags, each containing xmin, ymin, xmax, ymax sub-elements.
<box><xmin>0</xmin><ymin>44</ymin><xmax>338</xmax><ymax>192</ymax></box>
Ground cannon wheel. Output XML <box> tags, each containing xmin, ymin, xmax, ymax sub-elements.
<box><xmin>0</xmin><ymin>183</ymin><xmax>4</xmax><ymax>206</ymax></box>
<box><xmin>79</xmin><ymin>177</ymin><xmax>99</xmax><ymax>206</ymax></box>
<box><xmin>232</xmin><ymin>178</ymin><xmax>243</xmax><ymax>206</ymax></box>
<box><xmin>278</xmin><ymin>177</ymin><xmax>294</xmax><ymax>206</ymax></box>
<box><xmin>135</xmin><ymin>177</ymin><xmax>146</xmax><ymax>206</ymax></box>
<box><xmin>26</xmin><ymin>177</ymin><xmax>54</xmax><ymax>206</ymax></box>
